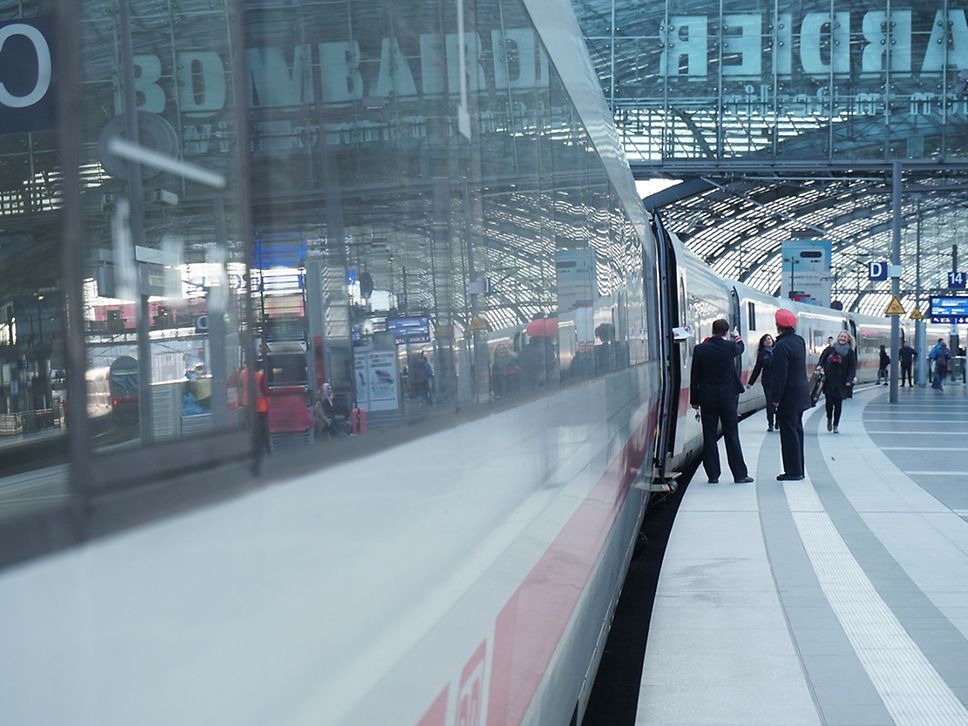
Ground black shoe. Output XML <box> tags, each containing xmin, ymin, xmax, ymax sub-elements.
<box><xmin>826</xmin><ymin>419</ymin><xmax>832</xmax><ymax>432</ymax></box>
<box><xmin>776</xmin><ymin>473</ymin><xmax>805</xmax><ymax>481</ymax></box>
<box><xmin>735</xmin><ymin>476</ymin><xmax>754</xmax><ymax>484</ymax></box>
<box><xmin>708</xmin><ymin>478</ymin><xmax>719</xmax><ymax>484</ymax></box>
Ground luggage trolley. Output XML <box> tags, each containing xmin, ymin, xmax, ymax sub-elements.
<box><xmin>267</xmin><ymin>385</ymin><xmax>315</xmax><ymax>451</ymax></box>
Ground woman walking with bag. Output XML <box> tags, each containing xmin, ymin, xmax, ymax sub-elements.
<box><xmin>820</xmin><ymin>330</ymin><xmax>857</xmax><ymax>433</ymax></box>
<box><xmin>747</xmin><ymin>334</ymin><xmax>776</xmax><ymax>432</ymax></box>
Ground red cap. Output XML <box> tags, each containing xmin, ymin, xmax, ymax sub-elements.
<box><xmin>775</xmin><ymin>308</ymin><xmax>798</xmax><ymax>328</ymax></box>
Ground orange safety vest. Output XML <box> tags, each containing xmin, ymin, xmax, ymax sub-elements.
<box><xmin>241</xmin><ymin>368</ymin><xmax>268</xmax><ymax>413</ymax></box>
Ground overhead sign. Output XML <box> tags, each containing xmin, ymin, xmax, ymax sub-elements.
<box><xmin>884</xmin><ymin>296</ymin><xmax>906</xmax><ymax>316</ymax></box>
<box><xmin>0</xmin><ymin>17</ymin><xmax>55</xmax><ymax>135</ymax></box>
<box><xmin>929</xmin><ymin>295</ymin><xmax>968</xmax><ymax>324</ymax></box>
<box><xmin>781</xmin><ymin>240</ymin><xmax>832</xmax><ymax>306</ymax></box>
<box><xmin>948</xmin><ymin>271</ymin><xmax>966</xmax><ymax>289</ymax></box>
<box><xmin>386</xmin><ymin>316</ymin><xmax>430</xmax><ymax>345</ymax></box>
<box><xmin>868</xmin><ymin>261</ymin><xmax>888</xmax><ymax>282</ymax></box>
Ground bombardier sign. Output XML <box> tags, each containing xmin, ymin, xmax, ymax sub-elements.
<box><xmin>659</xmin><ymin>9</ymin><xmax>968</xmax><ymax>80</ymax></box>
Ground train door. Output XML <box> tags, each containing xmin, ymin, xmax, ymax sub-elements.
<box><xmin>730</xmin><ymin>287</ymin><xmax>742</xmax><ymax>376</ymax></box>
<box><xmin>651</xmin><ymin>212</ymin><xmax>681</xmax><ymax>482</ymax></box>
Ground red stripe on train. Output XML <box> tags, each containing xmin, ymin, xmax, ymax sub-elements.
<box><xmin>418</xmin><ymin>688</ymin><xmax>448</xmax><ymax>726</ymax></box>
<box><xmin>485</xmin><ymin>399</ymin><xmax>658</xmax><ymax>725</ymax></box>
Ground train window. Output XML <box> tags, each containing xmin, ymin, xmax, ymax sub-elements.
<box><xmin>747</xmin><ymin>302</ymin><xmax>757</xmax><ymax>331</ymax></box>
<box><xmin>0</xmin><ymin>0</ymin><xmax>70</xmax><ymax>530</ymax></box>
<box><xmin>0</xmin><ymin>0</ymin><xmax>665</xmax><ymax>559</ymax></box>
<box><xmin>77</xmin><ymin>2</ymin><xmax>250</xmax><ymax>488</ymax></box>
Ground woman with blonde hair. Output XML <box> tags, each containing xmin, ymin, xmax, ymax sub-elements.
<box><xmin>819</xmin><ymin>330</ymin><xmax>856</xmax><ymax>433</ymax></box>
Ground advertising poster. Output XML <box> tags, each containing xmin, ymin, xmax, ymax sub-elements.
<box><xmin>555</xmin><ymin>248</ymin><xmax>596</xmax><ymax>313</ymax></box>
<box><xmin>780</xmin><ymin>240</ymin><xmax>832</xmax><ymax>306</ymax></box>
<box><xmin>365</xmin><ymin>351</ymin><xmax>398</xmax><ymax>412</ymax></box>
<box><xmin>353</xmin><ymin>354</ymin><xmax>370</xmax><ymax>411</ymax></box>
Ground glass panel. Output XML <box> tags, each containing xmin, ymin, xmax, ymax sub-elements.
<box><xmin>0</xmin><ymin>3</ymin><xmax>71</xmax><ymax>522</ymax></box>
<box><xmin>77</xmin><ymin>0</ymin><xmax>248</xmax><ymax>469</ymax></box>
<box><xmin>240</xmin><ymin>0</ymin><xmax>650</xmax><ymax>451</ymax></box>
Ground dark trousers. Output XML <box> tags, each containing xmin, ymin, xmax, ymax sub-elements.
<box><xmin>776</xmin><ymin>405</ymin><xmax>804</xmax><ymax>477</ymax></box>
<box><xmin>699</xmin><ymin>395</ymin><xmax>748</xmax><ymax>480</ymax></box>
<box><xmin>765</xmin><ymin>401</ymin><xmax>776</xmax><ymax>428</ymax></box>
<box><xmin>824</xmin><ymin>396</ymin><xmax>843</xmax><ymax>425</ymax></box>
<box><xmin>900</xmin><ymin>363</ymin><xmax>912</xmax><ymax>387</ymax></box>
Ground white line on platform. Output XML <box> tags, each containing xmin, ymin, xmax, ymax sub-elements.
<box><xmin>905</xmin><ymin>471</ymin><xmax>967</xmax><ymax>476</ymax></box>
<box><xmin>786</xmin><ymin>482</ymin><xmax>968</xmax><ymax>726</ymax></box>
<box><xmin>866</xmin><ymin>431</ymin><xmax>966</xmax><ymax>435</ymax></box>
<box><xmin>863</xmin><ymin>419</ymin><xmax>968</xmax><ymax>423</ymax></box>
<box><xmin>866</xmin><ymin>405</ymin><xmax>968</xmax><ymax>409</ymax></box>
<box><xmin>881</xmin><ymin>447</ymin><xmax>967</xmax><ymax>451</ymax></box>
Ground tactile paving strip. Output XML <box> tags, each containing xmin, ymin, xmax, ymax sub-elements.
<box><xmin>785</xmin><ymin>481</ymin><xmax>968</xmax><ymax>726</ymax></box>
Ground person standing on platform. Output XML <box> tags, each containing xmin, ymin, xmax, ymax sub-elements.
<box><xmin>820</xmin><ymin>331</ymin><xmax>856</xmax><ymax>434</ymax></box>
<box><xmin>877</xmin><ymin>345</ymin><xmax>890</xmax><ymax>385</ymax></box>
<box><xmin>899</xmin><ymin>341</ymin><xmax>915</xmax><ymax>387</ymax></box>
<box><xmin>931</xmin><ymin>340</ymin><xmax>951</xmax><ymax>390</ymax></box>
<box><xmin>241</xmin><ymin>360</ymin><xmax>270</xmax><ymax>453</ymax></box>
<box><xmin>689</xmin><ymin>319</ymin><xmax>754</xmax><ymax>485</ymax></box>
<box><xmin>747</xmin><ymin>334</ymin><xmax>776</xmax><ymax>432</ymax></box>
<box><xmin>770</xmin><ymin>309</ymin><xmax>809</xmax><ymax>481</ymax></box>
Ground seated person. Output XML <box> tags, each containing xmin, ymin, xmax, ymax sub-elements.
<box><xmin>314</xmin><ymin>383</ymin><xmax>352</xmax><ymax>437</ymax></box>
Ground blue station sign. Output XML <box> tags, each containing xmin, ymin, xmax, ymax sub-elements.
<box><xmin>386</xmin><ymin>316</ymin><xmax>430</xmax><ymax>345</ymax></box>
<box><xmin>929</xmin><ymin>295</ymin><xmax>968</xmax><ymax>324</ymax></box>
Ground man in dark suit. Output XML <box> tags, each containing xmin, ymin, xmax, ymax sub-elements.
<box><xmin>690</xmin><ymin>318</ymin><xmax>753</xmax><ymax>484</ymax></box>
<box><xmin>770</xmin><ymin>309</ymin><xmax>810</xmax><ymax>481</ymax></box>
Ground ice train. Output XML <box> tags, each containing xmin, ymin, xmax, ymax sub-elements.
<box><xmin>0</xmin><ymin>2</ymin><xmax>953</xmax><ymax>725</ymax></box>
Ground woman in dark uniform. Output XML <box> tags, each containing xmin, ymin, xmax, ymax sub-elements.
<box><xmin>747</xmin><ymin>334</ymin><xmax>776</xmax><ymax>432</ymax></box>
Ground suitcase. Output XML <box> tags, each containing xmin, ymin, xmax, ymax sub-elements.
<box><xmin>808</xmin><ymin>369</ymin><xmax>825</xmax><ymax>407</ymax></box>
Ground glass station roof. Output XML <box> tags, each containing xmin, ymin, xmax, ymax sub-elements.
<box><xmin>571</xmin><ymin>0</ymin><xmax>968</xmax><ymax>314</ymax></box>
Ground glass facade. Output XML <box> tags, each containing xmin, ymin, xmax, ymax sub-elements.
<box><xmin>0</xmin><ymin>0</ymin><xmax>656</xmax><ymax>552</ymax></box>
<box><xmin>575</xmin><ymin>0</ymin><xmax>968</xmax><ymax>165</ymax></box>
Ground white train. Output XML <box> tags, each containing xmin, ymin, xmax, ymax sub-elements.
<box><xmin>0</xmin><ymin>0</ymin><xmax>957</xmax><ymax>724</ymax></box>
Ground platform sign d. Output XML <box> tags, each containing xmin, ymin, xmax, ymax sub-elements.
<box><xmin>868</xmin><ymin>261</ymin><xmax>888</xmax><ymax>281</ymax></box>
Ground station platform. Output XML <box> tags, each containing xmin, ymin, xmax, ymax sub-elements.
<box><xmin>637</xmin><ymin>384</ymin><xmax>968</xmax><ymax>725</ymax></box>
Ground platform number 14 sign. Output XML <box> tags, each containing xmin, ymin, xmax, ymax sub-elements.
<box><xmin>949</xmin><ymin>271</ymin><xmax>967</xmax><ymax>289</ymax></box>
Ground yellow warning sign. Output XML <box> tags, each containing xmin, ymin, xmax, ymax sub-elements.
<box><xmin>910</xmin><ymin>308</ymin><xmax>923</xmax><ymax>321</ymax></box>
<box><xmin>467</xmin><ymin>314</ymin><xmax>489</xmax><ymax>332</ymax></box>
<box><xmin>884</xmin><ymin>295</ymin><xmax>906</xmax><ymax>316</ymax></box>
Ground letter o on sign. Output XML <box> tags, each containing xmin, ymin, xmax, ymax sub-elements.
<box><xmin>0</xmin><ymin>23</ymin><xmax>51</xmax><ymax>108</ymax></box>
